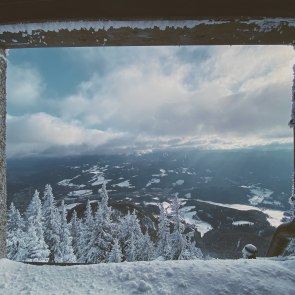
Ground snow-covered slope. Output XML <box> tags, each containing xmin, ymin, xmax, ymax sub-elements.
<box><xmin>0</xmin><ymin>258</ymin><xmax>294</xmax><ymax>295</ymax></box>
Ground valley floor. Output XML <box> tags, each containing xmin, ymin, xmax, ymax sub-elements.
<box><xmin>0</xmin><ymin>257</ymin><xmax>294</xmax><ymax>295</ymax></box>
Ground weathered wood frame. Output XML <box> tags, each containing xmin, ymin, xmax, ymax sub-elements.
<box><xmin>0</xmin><ymin>48</ymin><xmax>6</xmax><ymax>258</ymax></box>
<box><xmin>1</xmin><ymin>18</ymin><xmax>295</xmax><ymax>48</ymax></box>
<box><xmin>0</xmin><ymin>4</ymin><xmax>295</xmax><ymax>258</ymax></box>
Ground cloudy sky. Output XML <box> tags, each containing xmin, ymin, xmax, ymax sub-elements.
<box><xmin>6</xmin><ymin>45</ymin><xmax>295</xmax><ymax>158</ymax></box>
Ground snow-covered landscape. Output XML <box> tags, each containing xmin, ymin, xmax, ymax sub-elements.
<box><xmin>1</xmin><ymin>257</ymin><xmax>294</xmax><ymax>295</ymax></box>
<box><xmin>3</xmin><ymin>42</ymin><xmax>295</xmax><ymax>294</ymax></box>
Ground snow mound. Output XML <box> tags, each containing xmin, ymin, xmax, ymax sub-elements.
<box><xmin>1</xmin><ymin>258</ymin><xmax>295</xmax><ymax>295</ymax></box>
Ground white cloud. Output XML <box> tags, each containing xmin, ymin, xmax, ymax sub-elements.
<box><xmin>7</xmin><ymin>45</ymin><xmax>295</xmax><ymax>157</ymax></box>
<box><xmin>56</xmin><ymin>46</ymin><xmax>294</xmax><ymax>137</ymax></box>
<box><xmin>7</xmin><ymin>63</ymin><xmax>44</xmax><ymax>110</ymax></box>
<box><xmin>7</xmin><ymin>113</ymin><xmax>125</xmax><ymax>157</ymax></box>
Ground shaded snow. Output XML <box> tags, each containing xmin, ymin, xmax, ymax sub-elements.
<box><xmin>263</xmin><ymin>209</ymin><xmax>285</xmax><ymax>227</ymax></box>
<box><xmin>112</xmin><ymin>180</ymin><xmax>134</xmax><ymax>188</ymax></box>
<box><xmin>67</xmin><ymin>190</ymin><xmax>92</xmax><ymax>197</ymax></box>
<box><xmin>185</xmin><ymin>193</ymin><xmax>192</xmax><ymax>198</ymax></box>
<box><xmin>84</xmin><ymin>165</ymin><xmax>110</xmax><ymax>186</ymax></box>
<box><xmin>58</xmin><ymin>175</ymin><xmax>86</xmax><ymax>189</ymax></box>
<box><xmin>146</xmin><ymin>178</ymin><xmax>161</xmax><ymax>187</ymax></box>
<box><xmin>241</xmin><ymin>185</ymin><xmax>274</xmax><ymax>206</ymax></box>
<box><xmin>179</xmin><ymin>206</ymin><xmax>213</xmax><ymax>237</ymax></box>
<box><xmin>65</xmin><ymin>203</ymin><xmax>81</xmax><ymax>211</ymax></box>
<box><xmin>232</xmin><ymin>221</ymin><xmax>254</xmax><ymax>226</ymax></box>
<box><xmin>174</xmin><ymin>179</ymin><xmax>184</xmax><ymax>186</ymax></box>
<box><xmin>144</xmin><ymin>201</ymin><xmax>158</xmax><ymax>206</ymax></box>
<box><xmin>0</xmin><ymin>258</ymin><xmax>295</xmax><ymax>295</ymax></box>
<box><xmin>162</xmin><ymin>202</ymin><xmax>172</xmax><ymax>214</ymax></box>
<box><xmin>201</xmin><ymin>176</ymin><xmax>213</xmax><ymax>183</ymax></box>
<box><xmin>91</xmin><ymin>175</ymin><xmax>105</xmax><ymax>186</ymax></box>
<box><xmin>152</xmin><ymin>169</ymin><xmax>167</xmax><ymax>177</ymax></box>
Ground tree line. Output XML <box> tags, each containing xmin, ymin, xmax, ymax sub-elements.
<box><xmin>7</xmin><ymin>183</ymin><xmax>203</xmax><ymax>263</ymax></box>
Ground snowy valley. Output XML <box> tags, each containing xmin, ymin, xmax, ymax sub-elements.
<box><xmin>7</xmin><ymin>149</ymin><xmax>292</xmax><ymax>259</ymax></box>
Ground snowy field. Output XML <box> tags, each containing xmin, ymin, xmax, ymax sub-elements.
<box><xmin>0</xmin><ymin>258</ymin><xmax>295</xmax><ymax>295</ymax></box>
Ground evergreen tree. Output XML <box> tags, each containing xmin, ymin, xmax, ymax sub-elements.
<box><xmin>108</xmin><ymin>238</ymin><xmax>122</xmax><ymax>263</ymax></box>
<box><xmin>25</xmin><ymin>190</ymin><xmax>44</xmax><ymax>237</ymax></box>
<box><xmin>170</xmin><ymin>197</ymin><xmax>187</xmax><ymax>260</ymax></box>
<box><xmin>7</xmin><ymin>203</ymin><xmax>22</xmax><ymax>232</ymax></box>
<box><xmin>138</xmin><ymin>231</ymin><xmax>155</xmax><ymax>261</ymax></box>
<box><xmin>284</xmin><ymin>238</ymin><xmax>295</xmax><ymax>256</ymax></box>
<box><xmin>100</xmin><ymin>182</ymin><xmax>112</xmax><ymax>220</ymax></box>
<box><xmin>169</xmin><ymin>198</ymin><xmax>203</xmax><ymax>260</ymax></box>
<box><xmin>50</xmin><ymin>207</ymin><xmax>62</xmax><ymax>262</ymax></box>
<box><xmin>42</xmin><ymin>185</ymin><xmax>61</xmax><ymax>262</ymax></box>
<box><xmin>119</xmin><ymin>210</ymin><xmax>144</xmax><ymax>262</ymax></box>
<box><xmin>24</xmin><ymin>221</ymin><xmax>49</xmax><ymax>262</ymax></box>
<box><xmin>24</xmin><ymin>191</ymin><xmax>49</xmax><ymax>262</ymax></box>
<box><xmin>6</xmin><ymin>203</ymin><xmax>26</xmax><ymax>261</ymax></box>
<box><xmin>70</xmin><ymin>210</ymin><xmax>82</xmax><ymax>259</ymax></box>
<box><xmin>178</xmin><ymin>232</ymin><xmax>203</xmax><ymax>260</ymax></box>
<box><xmin>84</xmin><ymin>185</ymin><xmax>114</xmax><ymax>263</ymax></box>
<box><xmin>77</xmin><ymin>199</ymin><xmax>95</xmax><ymax>262</ymax></box>
<box><xmin>55</xmin><ymin>201</ymin><xmax>76</xmax><ymax>263</ymax></box>
<box><xmin>125</xmin><ymin>231</ymin><xmax>136</xmax><ymax>262</ymax></box>
<box><xmin>156</xmin><ymin>203</ymin><xmax>172</xmax><ymax>260</ymax></box>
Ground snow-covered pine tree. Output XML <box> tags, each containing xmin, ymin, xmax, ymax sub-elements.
<box><xmin>125</xmin><ymin>231</ymin><xmax>136</xmax><ymax>262</ymax></box>
<box><xmin>170</xmin><ymin>197</ymin><xmax>187</xmax><ymax>260</ymax></box>
<box><xmin>100</xmin><ymin>182</ymin><xmax>112</xmax><ymax>220</ymax></box>
<box><xmin>119</xmin><ymin>210</ymin><xmax>144</xmax><ymax>262</ymax></box>
<box><xmin>138</xmin><ymin>230</ymin><xmax>155</xmax><ymax>261</ymax></box>
<box><xmin>6</xmin><ymin>203</ymin><xmax>26</xmax><ymax>261</ymax></box>
<box><xmin>284</xmin><ymin>238</ymin><xmax>295</xmax><ymax>256</ymax></box>
<box><xmin>77</xmin><ymin>199</ymin><xmax>95</xmax><ymax>262</ymax></box>
<box><xmin>156</xmin><ymin>203</ymin><xmax>172</xmax><ymax>260</ymax></box>
<box><xmin>24</xmin><ymin>221</ymin><xmax>49</xmax><ymax>262</ymax></box>
<box><xmin>84</xmin><ymin>185</ymin><xmax>114</xmax><ymax>263</ymax></box>
<box><xmin>25</xmin><ymin>190</ymin><xmax>44</xmax><ymax>236</ymax></box>
<box><xmin>55</xmin><ymin>201</ymin><xmax>76</xmax><ymax>263</ymax></box>
<box><xmin>178</xmin><ymin>231</ymin><xmax>203</xmax><ymax>260</ymax></box>
<box><xmin>24</xmin><ymin>191</ymin><xmax>49</xmax><ymax>262</ymax></box>
<box><xmin>42</xmin><ymin>184</ymin><xmax>61</xmax><ymax>262</ymax></box>
<box><xmin>70</xmin><ymin>210</ymin><xmax>82</xmax><ymax>259</ymax></box>
<box><xmin>108</xmin><ymin>238</ymin><xmax>122</xmax><ymax>263</ymax></box>
<box><xmin>169</xmin><ymin>198</ymin><xmax>203</xmax><ymax>260</ymax></box>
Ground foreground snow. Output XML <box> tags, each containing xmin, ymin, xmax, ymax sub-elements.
<box><xmin>0</xmin><ymin>258</ymin><xmax>294</xmax><ymax>295</ymax></box>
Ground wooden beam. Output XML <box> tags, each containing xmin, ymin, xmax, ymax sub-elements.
<box><xmin>0</xmin><ymin>48</ymin><xmax>6</xmax><ymax>259</ymax></box>
<box><xmin>0</xmin><ymin>18</ymin><xmax>295</xmax><ymax>48</ymax></box>
<box><xmin>0</xmin><ymin>0</ymin><xmax>294</xmax><ymax>24</ymax></box>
